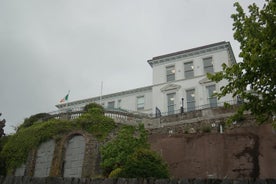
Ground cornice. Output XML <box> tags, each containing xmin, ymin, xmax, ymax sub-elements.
<box><xmin>56</xmin><ymin>85</ymin><xmax>153</xmax><ymax>109</ymax></box>
<box><xmin>147</xmin><ymin>41</ymin><xmax>235</xmax><ymax>67</ymax></box>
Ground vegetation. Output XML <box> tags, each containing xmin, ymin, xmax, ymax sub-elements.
<box><xmin>0</xmin><ymin>135</ymin><xmax>9</xmax><ymax>175</ymax></box>
<box><xmin>208</xmin><ymin>0</ymin><xmax>276</xmax><ymax>124</ymax></box>
<box><xmin>16</xmin><ymin>113</ymin><xmax>50</xmax><ymax>131</ymax></box>
<box><xmin>201</xmin><ymin>125</ymin><xmax>211</xmax><ymax>133</ymax></box>
<box><xmin>0</xmin><ymin>113</ymin><xmax>5</xmax><ymax>138</ymax></box>
<box><xmin>0</xmin><ymin>103</ymin><xmax>169</xmax><ymax>178</ymax></box>
<box><xmin>0</xmin><ymin>103</ymin><xmax>115</xmax><ymax>174</ymax></box>
<box><xmin>101</xmin><ymin>124</ymin><xmax>169</xmax><ymax>178</ymax></box>
<box><xmin>119</xmin><ymin>148</ymin><xmax>169</xmax><ymax>178</ymax></box>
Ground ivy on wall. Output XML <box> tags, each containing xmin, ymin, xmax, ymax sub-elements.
<box><xmin>0</xmin><ymin>103</ymin><xmax>116</xmax><ymax>174</ymax></box>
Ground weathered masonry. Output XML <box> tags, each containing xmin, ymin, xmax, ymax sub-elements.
<box><xmin>13</xmin><ymin>110</ymin><xmax>276</xmax><ymax>179</ymax></box>
<box><xmin>14</xmin><ymin>131</ymin><xmax>101</xmax><ymax>178</ymax></box>
<box><xmin>1</xmin><ymin>177</ymin><xmax>276</xmax><ymax>184</ymax></box>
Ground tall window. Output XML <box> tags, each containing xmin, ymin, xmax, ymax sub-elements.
<box><xmin>167</xmin><ymin>93</ymin><xmax>176</xmax><ymax>115</ymax></box>
<box><xmin>107</xmin><ymin>101</ymin><xmax>115</xmax><ymax>109</ymax></box>
<box><xmin>137</xmin><ymin>96</ymin><xmax>145</xmax><ymax>110</ymax></box>
<box><xmin>186</xmin><ymin>89</ymin><xmax>195</xmax><ymax>112</ymax></box>
<box><xmin>184</xmin><ymin>61</ymin><xmax>194</xmax><ymax>79</ymax></box>
<box><xmin>203</xmin><ymin>57</ymin><xmax>214</xmax><ymax>74</ymax></box>
<box><xmin>206</xmin><ymin>85</ymin><xmax>217</xmax><ymax>107</ymax></box>
<box><xmin>117</xmin><ymin>99</ymin><xmax>121</xmax><ymax>109</ymax></box>
<box><xmin>166</xmin><ymin>65</ymin><xmax>175</xmax><ymax>82</ymax></box>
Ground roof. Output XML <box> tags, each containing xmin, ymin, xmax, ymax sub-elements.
<box><xmin>147</xmin><ymin>41</ymin><xmax>236</xmax><ymax>67</ymax></box>
<box><xmin>55</xmin><ymin>85</ymin><xmax>153</xmax><ymax>109</ymax></box>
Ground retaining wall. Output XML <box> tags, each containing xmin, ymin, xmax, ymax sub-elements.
<box><xmin>0</xmin><ymin>176</ymin><xmax>276</xmax><ymax>184</ymax></box>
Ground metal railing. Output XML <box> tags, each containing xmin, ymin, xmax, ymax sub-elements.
<box><xmin>150</xmin><ymin>100</ymin><xmax>240</xmax><ymax>117</ymax></box>
<box><xmin>46</xmin><ymin>99</ymin><xmax>240</xmax><ymax>121</ymax></box>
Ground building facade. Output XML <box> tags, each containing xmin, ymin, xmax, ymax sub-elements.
<box><xmin>56</xmin><ymin>41</ymin><xmax>236</xmax><ymax>116</ymax></box>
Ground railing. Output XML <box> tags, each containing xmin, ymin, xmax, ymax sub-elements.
<box><xmin>45</xmin><ymin>107</ymin><xmax>149</xmax><ymax>125</ymax></box>
<box><xmin>45</xmin><ymin>99</ymin><xmax>241</xmax><ymax>123</ymax></box>
<box><xmin>150</xmin><ymin>99</ymin><xmax>240</xmax><ymax>118</ymax></box>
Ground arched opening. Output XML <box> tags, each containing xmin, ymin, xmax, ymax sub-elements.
<box><xmin>34</xmin><ymin>139</ymin><xmax>55</xmax><ymax>177</ymax></box>
<box><xmin>62</xmin><ymin>135</ymin><xmax>85</xmax><ymax>178</ymax></box>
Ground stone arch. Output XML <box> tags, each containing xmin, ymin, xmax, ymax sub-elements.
<box><xmin>34</xmin><ymin>139</ymin><xmax>55</xmax><ymax>177</ymax></box>
<box><xmin>14</xmin><ymin>164</ymin><xmax>26</xmax><ymax>176</ymax></box>
<box><xmin>49</xmin><ymin>130</ymin><xmax>101</xmax><ymax>178</ymax></box>
<box><xmin>62</xmin><ymin>132</ymin><xmax>86</xmax><ymax>178</ymax></box>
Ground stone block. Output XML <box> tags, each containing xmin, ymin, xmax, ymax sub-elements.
<box><xmin>45</xmin><ymin>177</ymin><xmax>65</xmax><ymax>184</ymax></box>
<box><xmin>3</xmin><ymin>176</ymin><xmax>16</xmax><ymax>184</ymax></box>
<box><xmin>179</xmin><ymin>179</ymin><xmax>190</xmax><ymax>184</ymax></box>
<box><xmin>155</xmin><ymin>179</ymin><xmax>170</xmax><ymax>184</ymax></box>
<box><xmin>266</xmin><ymin>179</ymin><xmax>276</xmax><ymax>184</ymax></box>
<box><xmin>233</xmin><ymin>180</ymin><xmax>247</xmax><ymax>184</ymax></box>
<box><xmin>28</xmin><ymin>177</ymin><xmax>46</xmax><ymax>184</ymax></box>
<box><xmin>90</xmin><ymin>178</ymin><xmax>104</xmax><ymax>184</ymax></box>
<box><xmin>220</xmin><ymin>179</ymin><xmax>232</xmax><ymax>184</ymax></box>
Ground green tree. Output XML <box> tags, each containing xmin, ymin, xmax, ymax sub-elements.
<box><xmin>0</xmin><ymin>113</ymin><xmax>5</xmax><ymax>138</ymax></box>
<box><xmin>17</xmin><ymin>113</ymin><xmax>50</xmax><ymax>132</ymax></box>
<box><xmin>101</xmin><ymin>124</ymin><xmax>169</xmax><ymax>178</ymax></box>
<box><xmin>100</xmin><ymin>124</ymin><xmax>149</xmax><ymax>177</ymax></box>
<box><xmin>208</xmin><ymin>0</ymin><xmax>276</xmax><ymax>123</ymax></box>
<box><xmin>119</xmin><ymin>148</ymin><xmax>169</xmax><ymax>178</ymax></box>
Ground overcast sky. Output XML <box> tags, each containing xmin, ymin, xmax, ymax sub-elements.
<box><xmin>0</xmin><ymin>0</ymin><xmax>265</xmax><ymax>134</ymax></box>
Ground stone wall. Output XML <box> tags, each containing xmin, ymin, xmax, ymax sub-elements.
<box><xmin>11</xmin><ymin>110</ymin><xmax>276</xmax><ymax>179</ymax></box>
<box><xmin>14</xmin><ymin>131</ymin><xmax>101</xmax><ymax>178</ymax></box>
<box><xmin>149</xmin><ymin>124</ymin><xmax>276</xmax><ymax>179</ymax></box>
<box><xmin>1</xmin><ymin>176</ymin><xmax>276</xmax><ymax>184</ymax></box>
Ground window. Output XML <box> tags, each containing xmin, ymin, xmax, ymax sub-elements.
<box><xmin>186</xmin><ymin>89</ymin><xmax>195</xmax><ymax>112</ymax></box>
<box><xmin>206</xmin><ymin>85</ymin><xmax>217</xmax><ymax>107</ymax></box>
<box><xmin>107</xmin><ymin>101</ymin><xmax>115</xmax><ymax>109</ymax></box>
<box><xmin>117</xmin><ymin>99</ymin><xmax>121</xmax><ymax>109</ymax></box>
<box><xmin>166</xmin><ymin>65</ymin><xmax>175</xmax><ymax>82</ymax></box>
<box><xmin>137</xmin><ymin>96</ymin><xmax>145</xmax><ymax>110</ymax></box>
<box><xmin>184</xmin><ymin>61</ymin><xmax>194</xmax><ymax>79</ymax></box>
<box><xmin>167</xmin><ymin>93</ymin><xmax>176</xmax><ymax>115</ymax></box>
<box><xmin>203</xmin><ymin>57</ymin><xmax>214</xmax><ymax>74</ymax></box>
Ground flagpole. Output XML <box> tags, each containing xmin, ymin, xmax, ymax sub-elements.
<box><xmin>66</xmin><ymin>90</ymin><xmax>70</xmax><ymax>111</ymax></box>
<box><xmin>100</xmin><ymin>81</ymin><xmax>103</xmax><ymax>106</ymax></box>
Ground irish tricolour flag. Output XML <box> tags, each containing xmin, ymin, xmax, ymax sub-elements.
<box><xmin>60</xmin><ymin>91</ymin><xmax>70</xmax><ymax>103</ymax></box>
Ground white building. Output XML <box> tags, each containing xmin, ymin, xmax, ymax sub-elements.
<box><xmin>56</xmin><ymin>41</ymin><xmax>236</xmax><ymax>116</ymax></box>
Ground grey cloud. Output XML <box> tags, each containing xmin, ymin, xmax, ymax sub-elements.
<box><xmin>0</xmin><ymin>0</ymin><xmax>265</xmax><ymax>134</ymax></box>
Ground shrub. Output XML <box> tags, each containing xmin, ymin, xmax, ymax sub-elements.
<box><xmin>83</xmin><ymin>103</ymin><xmax>104</xmax><ymax>114</ymax></box>
<box><xmin>119</xmin><ymin>148</ymin><xmax>169</xmax><ymax>178</ymax></box>
<box><xmin>17</xmin><ymin>113</ymin><xmax>50</xmax><ymax>131</ymax></box>
<box><xmin>201</xmin><ymin>125</ymin><xmax>211</xmax><ymax>133</ymax></box>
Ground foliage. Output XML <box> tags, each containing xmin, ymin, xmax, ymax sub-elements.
<box><xmin>100</xmin><ymin>124</ymin><xmax>149</xmax><ymax>176</ymax></box>
<box><xmin>201</xmin><ymin>125</ymin><xmax>211</xmax><ymax>133</ymax></box>
<box><xmin>77</xmin><ymin>103</ymin><xmax>115</xmax><ymax>139</ymax></box>
<box><xmin>208</xmin><ymin>0</ymin><xmax>276</xmax><ymax>124</ymax></box>
<box><xmin>0</xmin><ymin>113</ymin><xmax>5</xmax><ymax>138</ymax></box>
<box><xmin>17</xmin><ymin>113</ymin><xmax>50</xmax><ymax>131</ymax></box>
<box><xmin>119</xmin><ymin>148</ymin><xmax>169</xmax><ymax>178</ymax></box>
<box><xmin>1</xmin><ymin>119</ymin><xmax>77</xmax><ymax>173</ymax></box>
<box><xmin>83</xmin><ymin>103</ymin><xmax>104</xmax><ymax>114</ymax></box>
<box><xmin>0</xmin><ymin>103</ymin><xmax>116</xmax><ymax>173</ymax></box>
<box><xmin>101</xmin><ymin>124</ymin><xmax>169</xmax><ymax>178</ymax></box>
<box><xmin>108</xmin><ymin>168</ymin><xmax>123</xmax><ymax>178</ymax></box>
<box><xmin>0</xmin><ymin>135</ymin><xmax>9</xmax><ymax>175</ymax></box>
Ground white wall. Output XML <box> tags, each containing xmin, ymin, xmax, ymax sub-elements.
<box><xmin>152</xmin><ymin>49</ymin><xmax>229</xmax><ymax>85</ymax></box>
<box><xmin>151</xmin><ymin>48</ymin><xmax>235</xmax><ymax>114</ymax></box>
<box><xmin>99</xmin><ymin>89</ymin><xmax>152</xmax><ymax>114</ymax></box>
